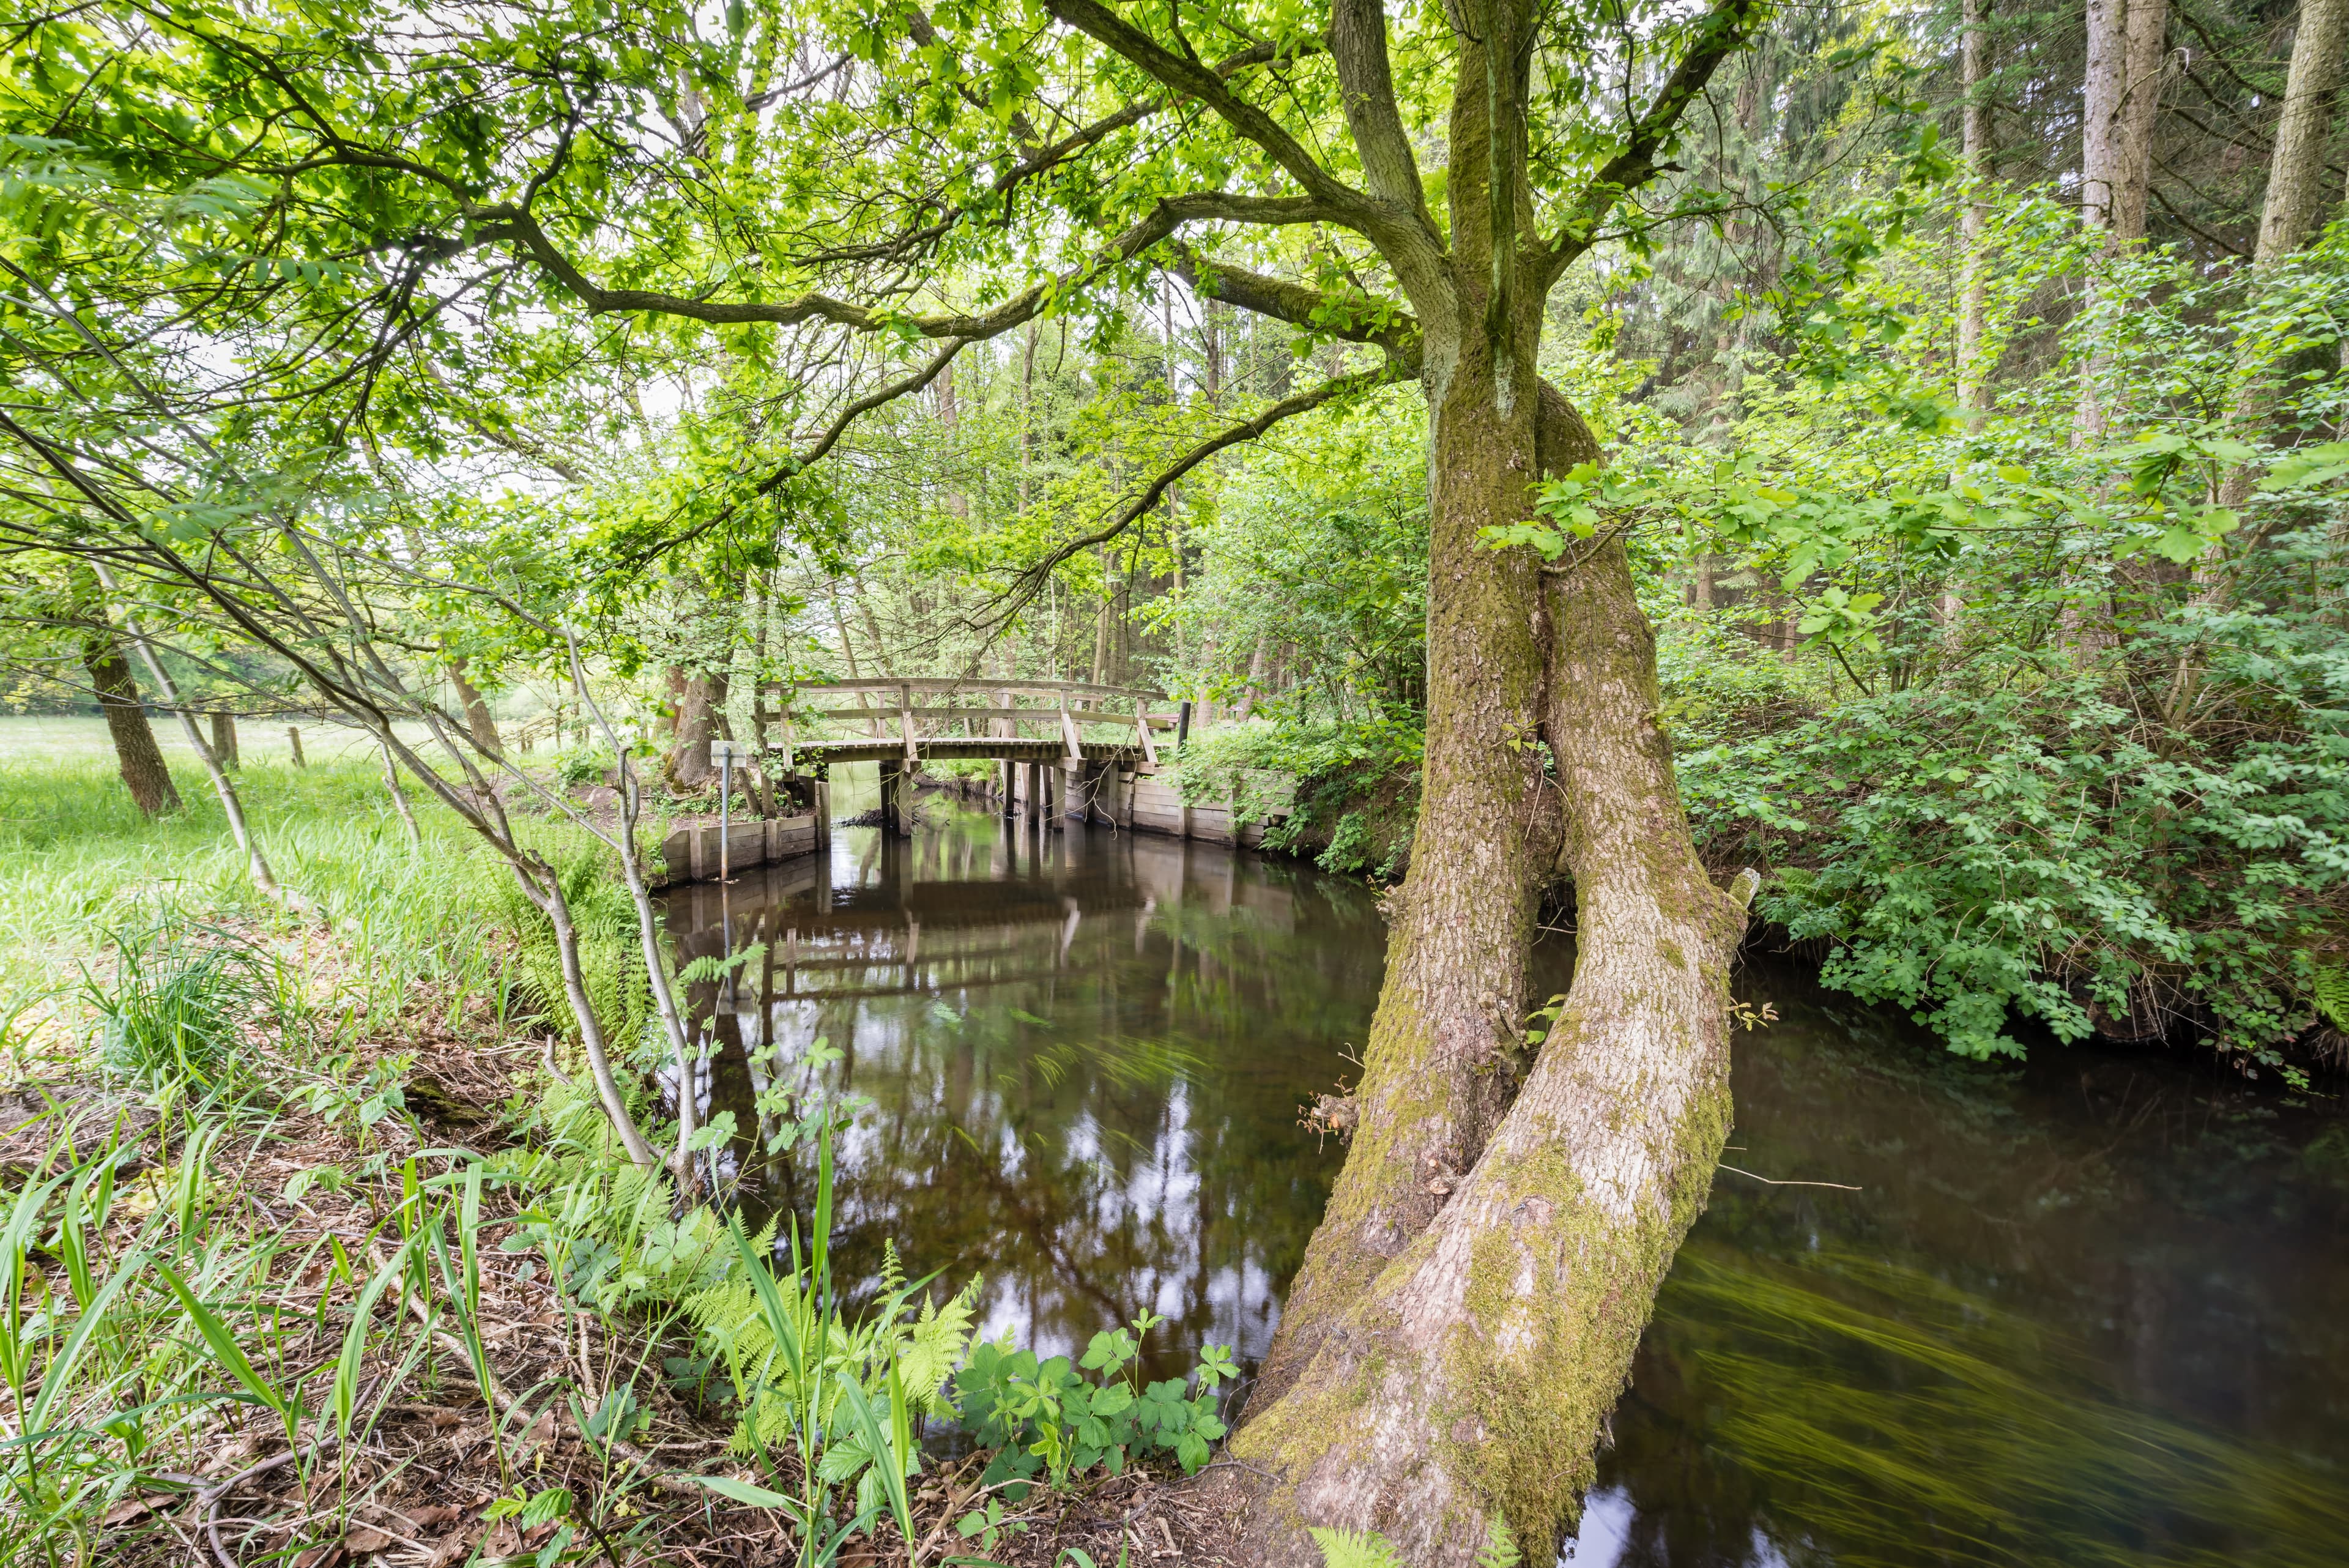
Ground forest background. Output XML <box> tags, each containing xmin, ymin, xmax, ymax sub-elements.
<box><xmin>5</xmin><ymin>0</ymin><xmax>2349</xmax><ymax>1560</ymax></box>
<box><xmin>9</xmin><ymin>0</ymin><xmax>2349</xmax><ymax>1070</ymax></box>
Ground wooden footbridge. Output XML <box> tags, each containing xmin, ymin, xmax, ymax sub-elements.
<box><xmin>769</xmin><ymin>678</ymin><xmax>1182</xmax><ymax>769</ymax></box>
<box><xmin>660</xmin><ymin>678</ymin><xmax>1288</xmax><ymax>882</ymax></box>
<box><xmin>760</xmin><ymin>678</ymin><xmax>1192</xmax><ymax>837</ymax></box>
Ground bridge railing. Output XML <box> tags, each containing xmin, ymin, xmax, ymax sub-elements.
<box><xmin>760</xmin><ymin>677</ymin><xmax>1179</xmax><ymax>770</ymax></box>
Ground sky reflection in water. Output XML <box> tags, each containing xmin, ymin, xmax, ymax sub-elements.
<box><xmin>664</xmin><ymin>791</ymin><xmax>2349</xmax><ymax>1567</ymax></box>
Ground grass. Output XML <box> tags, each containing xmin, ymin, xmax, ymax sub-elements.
<box><xmin>0</xmin><ymin>749</ymin><xmax>1244</xmax><ymax>1566</ymax></box>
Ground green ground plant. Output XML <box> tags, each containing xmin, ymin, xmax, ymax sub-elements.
<box><xmin>953</xmin><ymin>1310</ymin><xmax>1237</xmax><ymax>1488</ymax></box>
<box><xmin>1680</xmin><ymin>599</ymin><xmax>2349</xmax><ymax>1065</ymax></box>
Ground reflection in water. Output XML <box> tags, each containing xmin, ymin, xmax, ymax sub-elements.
<box><xmin>1584</xmin><ymin>967</ymin><xmax>2349</xmax><ymax>1568</ymax></box>
<box><xmin>663</xmin><ymin>793</ymin><xmax>2349</xmax><ymax>1567</ymax></box>
<box><xmin>662</xmin><ymin>799</ymin><xmax>1381</xmax><ymax>1385</ymax></box>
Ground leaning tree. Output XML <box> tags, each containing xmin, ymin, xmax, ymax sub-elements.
<box><xmin>4</xmin><ymin>0</ymin><xmax>1785</xmax><ymax>1554</ymax></box>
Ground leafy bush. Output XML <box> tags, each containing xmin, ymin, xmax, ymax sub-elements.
<box><xmin>1176</xmin><ymin>719</ymin><xmax>1422</xmax><ymax>879</ymax></box>
<box><xmin>954</xmin><ymin>1310</ymin><xmax>1236</xmax><ymax>1487</ymax></box>
<box><xmin>1681</xmin><ymin>606</ymin><xmax>2349</xmax><ymax>1063</ymax></box>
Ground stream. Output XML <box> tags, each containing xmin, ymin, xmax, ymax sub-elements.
<box><xmin>665</xmin><ymin>790</ymin><xmax>2349</xmax><ymax>1568</ymax></box>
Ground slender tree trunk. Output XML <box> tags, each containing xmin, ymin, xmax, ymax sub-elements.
<box><xmin>2255</xmin><ymin>0</ymin><xmax>2349</xmax><ymax>266</ymax></box>
<box><xmin>2170</xmin><ymin>0</ymin><xmax>2349</xmax><ymax>696</ymax></box>
<box><xmin>1234</xmin><ymin>639</ymin><xmax>1267</xmax><ymax>719</ymax></box>
<box><xmin>1091</xmin><ymin>548</ymin><xmax>1115</xmax><ymax>686</ymax></box>
<box><xmin>2217</xmin><ymin>0</ymin><xmax>2349</xmax><ymax>507</ymax></box>
<box><xmin>72</xmin><ymin>567</ymin><xmax>181</xmax><ymax>817</ymax></box>
<box><xmin>936</xmin><ymin>358</ymin><xmax>970</xmax><ymax>519</ymax></box>
<box><xmin>531</xmin><ymin>858</ymin><xmax>659</xmax><ymax>1170</ymax></box>
<box><xmin>1956</xmin><ymin>0</ymin><xmax>1994</xmax><ymax>425</ymax></box>
<box><xmin>2075</xmin><ymin>0</ymin><xmax>2169</xmax><ymax>444</ymax></box>
<box><xmin>380</xmin><ymin>737</ymin><xmax>422</xmax><ymax>849</ymax></box>
<box><xmin>86</xmin><ymin>561</ymin><xmax>305</xmax><ymax>915</ymax></box>
<box><xmin>447</xmin><ymin>653</ymin><xmax>503</xmax><ymax>756</ymax></box>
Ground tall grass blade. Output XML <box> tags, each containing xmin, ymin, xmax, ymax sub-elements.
<box><xmin>335</xmin><ymin>1246</ymin><xmax>406</xmax><ymax>1443</ymax></box>
<box><xmin>154</xmin><ymin>1262</ymin><xmax>292</xmax><ymax>1419</ymax></box>
<box><xmin>23</xmin><ymin>1247</ymin><xmax>149</xmax><ymax>1444</ymax></box>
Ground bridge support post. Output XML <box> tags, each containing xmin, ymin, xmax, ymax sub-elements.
<box><xmin>1001</xmin><ymin>757</ymin><xmax>1016</xmax><ymax>819</ymax></box>
<box><xmin>878</xmin><ymin>759</ymin><xmax>900</xmax><ymax>834</ymax></box>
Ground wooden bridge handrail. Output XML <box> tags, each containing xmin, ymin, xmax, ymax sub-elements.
<box><xmin>773</xmin><ymin>676</ymin><xmax>1166</xmax><ymax>702</ymax></box>
<box><xmin>803</xmin><ymin>705</ymin><xmax>1178</xmax><ymax>726</ymax></box>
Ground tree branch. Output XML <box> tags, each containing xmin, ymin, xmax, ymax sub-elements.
<box><xmin>481</xmin><ymin>190</ymin><xmax>1324</xmax><ymax>336</ymax></box>
<box><xmin>1537</xmin><ymin>0</ymin><xmax>1772</xmax><ymax>287</ymax></box>
<box><xmin>1039</xmin><ymin>0</ymin><xmax>1403</xmax><ymax>247</ymax></box>
<box><xmin>1327</xmin><ymin>0</ymin><xmax>1438</xmax><ymax>232</ymax></box>
<box><xmin>985</xmin><ymin>356</ymin><xmax>1414</xmax><ymax>628</ymax></box>
<box><xmin>1168</xmin><ymin>243</ymin><xmax>1425</xmax><ymax>368</ymax></box>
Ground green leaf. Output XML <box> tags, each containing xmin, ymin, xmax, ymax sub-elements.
<box><xmin>154</xmin><ymin>1263</ymin><xmax>292</xmax><ymax>1416</ymax></box>
<box><xmin>682</xmin><ymin>1474</ymin><xmax>793</xmax><ymax>1508</ymax></box>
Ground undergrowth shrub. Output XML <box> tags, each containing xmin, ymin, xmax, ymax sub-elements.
<box><xmin>1681</xmin><ymin>606</ymin><xmax>2349</xmax><ymax>1063</ymax></box>
<box><xmin>953</xmin><ymin>1311</ymin><xmax>1235</xmax><ymax>1486</ymax></box>
<box><xmin>1174</xmin><ymin>719</ymin><xmax>1422</xmax><ymax>879</ymax></box>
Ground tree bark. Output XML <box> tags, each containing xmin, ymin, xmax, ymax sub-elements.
<box><xmin>2079</xmin><ymin>0</ymin><xmax>2167</xmax><ymax>248</ymax></box>
<box><xmin>1956</xmin><ymin>0</ymin><xmax>1994</xmax><ymax>425</ymax></box>
<box><xmin>2216</xmin><ymin>0</ymin><xmax>2349</xmax><ymax>508</ymax></box>
<box><xmin>447</xmin><ymin>654</ymin><xmax>503</xmax><ymax>757</ymax></box>
<box><xmin>73</xmin><ymin>567</ymin><xmax>182</xmax><ymax>817</ymax></box>
<box><xmin>2255</xmin><ymin>0</ymin><xmax>2349</xmax><ymax>266</ymax></box>
<box><xmin>664</xmin><ymin>669</ymin><xmax>729</xmax><ymax>790</ymax></box>
<box><xmin>2075</xmin><ymin>0</ymin><xmax>2168</xmax><ymax>444</ymax></box>
<box><xmin>86</xmin><ymin>561</ymin><xmax>308</xmax><ymax>918</ymax></box>
<box><xmin>1233</xmin><ymin>363</ymin><xmax>1749</xmax><ymax>1561</ymax></box>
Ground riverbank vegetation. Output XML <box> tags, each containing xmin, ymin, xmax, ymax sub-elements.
<box><xmin>0</xmin><ymin>745</ymin><xmax>1249</xmax><ymax>1564</ymax></box>
<box><xmin>5</xmin><ymin>0</ymin><xmax>2349</xmax><ymax>1558</ymax></box>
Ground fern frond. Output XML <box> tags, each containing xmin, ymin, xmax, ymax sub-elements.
<box><xmin>1476</xmin><ymin>1520</ymin><xmax>1522</xmax><ymax>1568</ymax></box>
<box><xmin>2313</xmin><ymin>962</ymin><xmax>2349</xmax><ymax>1030</ymax></box>
<box><xmin>1308</xmin><ymin>1526</ymin><xmax>1406</xmax><ymax>1568</ymax></box>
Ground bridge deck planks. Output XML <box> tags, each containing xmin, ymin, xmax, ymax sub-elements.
<box><xmin>780</xmin><ymin>736</ymin><xmax>1145</xmax><ymax>767</ymax></box>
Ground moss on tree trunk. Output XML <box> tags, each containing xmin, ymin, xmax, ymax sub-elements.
<box><xmin>1231</xmin><ymin>383</ymin><xmax>1750</xmax><ymax>1564</ymax></box>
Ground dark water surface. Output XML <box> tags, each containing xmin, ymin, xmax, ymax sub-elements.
<box><xmin>664</xmin><ymin>795</ymin><xmax>2349</xmax><ymax>1568</ymax></box>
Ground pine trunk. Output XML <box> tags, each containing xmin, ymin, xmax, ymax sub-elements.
<box><xmin>2076</xmin><ymin>0</ymin><xmax>2167</xmax><ymax>443</ymax></box>
<box><xmin>2255</xmin><ymin>0</ymin><xmax>2348</xmax><ymax>265</ymax></box>
<box><xmin>1956</xmin><ymin>0</ymin><xmax>1992</xmax><ymax>423</ymax></box>
<box><xmin>2217</xmin><ymin>0</ymin><xmax>2349</xmax><ymax>507</ymax></box>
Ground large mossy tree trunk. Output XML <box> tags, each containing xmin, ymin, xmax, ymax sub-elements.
<box><xmin>1250</xmin><ymin>333</ymin><xmax>1553</xmax><ymax>1415</ymax></box>
<box><xmin>1231</xmin><ymin>357</ymin><xmax>1752</xmax><ymax>1563</ymax></box>
<box><xmin>663</xmin><ymin>668</ymin><xmax>729</xmax><ymax>791</ymax></box>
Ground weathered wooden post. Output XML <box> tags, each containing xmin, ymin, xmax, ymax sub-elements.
<box><xmin>210</xmin><ymin>705</ymin><xmax>239</xmax><ymax>770</ymax></box>
<box><xmin>712</xmin><ymin>738</ymin><xmax>741</xmax><ymax>882</ymax></box>
<box><xmin>286</xmin><ymin>726</ymin><xmax>305</xmax><ymax>767</ymax></box>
